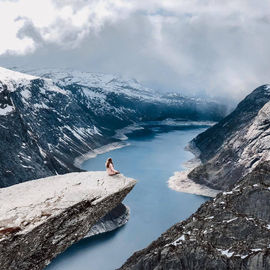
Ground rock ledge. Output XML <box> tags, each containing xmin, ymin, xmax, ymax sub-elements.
<box><xmin>0</xmin><ymin>171</ymin><xmax>136</xmax><ymax>270</ymax></box>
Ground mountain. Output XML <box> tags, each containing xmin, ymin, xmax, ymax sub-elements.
<box><xmin>187</xmin><ymin>85</ymin><xmax>270</xmax><ymax>190</ymax></box>
<box><xmin>119</xmin><ymin>85</ymin><xmax>270</xmax><ymax>270</ymax></box>
<box><xmin>119</xmin><ymin>162</ymin><xmax>270</xmax><ymax>270</ymax></box>
<box><xmin>0</xmin><ymin>67</ymin><xmax>226</xmax><ymax>187</ymax></box>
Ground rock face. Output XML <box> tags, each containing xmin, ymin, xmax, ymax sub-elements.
<box><xmin>0</xmin><ymin>171</ymin><xmax>136</xmax><ymax>270</ymax></box>
<box><xmin>188</xmin><ymin>85</ymin><xmax>270</xmax><ymax>190</ymax></box>
<box><xmin>119</xmin><ymin>162</ymin><xmax>270</xmax><ymax>270</ymax></box>
<box><xmin>0</xmin><ymin>66</ymin><xmax>226</xmax><ymax>187</ymax></box>
<box><xmin>85</xmin><ymin>203</ymin><xmax>130</xmax><ymax>237</ymax></box>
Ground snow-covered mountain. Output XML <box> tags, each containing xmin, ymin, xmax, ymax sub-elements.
<box><xmin>0</xmin><ymin>67</ymin><xmax>226</xmax><ymax>187</ymax></box>
<box><xmin>188</xmin><ymin>85</ymin><xmax>270</xmax><ymax>190</ymax></box>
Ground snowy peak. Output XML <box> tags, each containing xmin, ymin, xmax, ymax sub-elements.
<box><xmin>17</xmin><ymin>68</ymin><xmax>155</xmax><ymax>101</ymax></box>
<box><xmin>0</xmin><ymin>67</ymin><xmax>38</xmax><ymax>92</ymax></box>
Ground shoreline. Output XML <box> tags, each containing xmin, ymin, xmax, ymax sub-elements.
<box><xmin>73</xmin><ymin>121</ymin><xmax>221</xmax><ymax>198</ymax></box>
<box><xmin>73</xmin><ymin>120</ymin><xmax>215</xmax><ymax>169</ymax></box>
<box><xmin>168</xmin><ymin>142</ymin><xmax>221</xmax><ymax>198</ymax></box>
<box><xmin>74</xmin><ymin>141</ymin><xmax>130</xmax><ymax>168</ymax></box>
<box><xmin>73</xmin><ymin>124</ymin><xmax>143</xmax><ymax>168</ymax></box>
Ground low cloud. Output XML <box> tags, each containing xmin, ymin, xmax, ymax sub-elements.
<box><xmin>1</xmin><ymin>0</ymin><xmax>270</xmax><ymax>100</ymax></box>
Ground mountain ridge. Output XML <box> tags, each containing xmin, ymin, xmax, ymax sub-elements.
<box><xmin>188</xmin><ymin>84</ymin><xmax>270</xmax><ymax>190</ymax></box>
<box><xmin>0</xmin><ymin>67</ymin><xmax>226</xmax><ymax>188</ymax></box>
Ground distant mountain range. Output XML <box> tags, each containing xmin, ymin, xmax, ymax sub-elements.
<box><xmin>0</xmin><ymin>67</ymin><xmax>226</xmax><ymax>187</ymax></box>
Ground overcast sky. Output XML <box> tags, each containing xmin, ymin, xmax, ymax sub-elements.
<box><xmin>1</xmin><ymin>0</ymin><xmax>270</xmax><ymax>101</ymax></box>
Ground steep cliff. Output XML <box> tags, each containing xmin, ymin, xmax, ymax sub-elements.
<box><xmin>119</xmin><ymin>162</ymin><xmax>270</xmax><ymax>270</ymax></box>
<box><xmin>0</xmin><ymin>171</ymin><xmax>136</xmax><ymax>270</ymax></box>
<box><xmin>188</xmin><ymin>85</ymin><xmax>270</xmax><ymax>190</ymax></box>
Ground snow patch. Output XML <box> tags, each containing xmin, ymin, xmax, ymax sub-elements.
<box><xmin>0</xmin><ymin>67</ymin><xmax>37</xmax><ymax>92</ymax></box>
<box><xmin>0</xmin><ymin>105</ymin><xmax>14</xmax><ymax>116</ymax></box>
<box><xmin>217</xmin><ymin>249</ymin><xmax>234</xmax><ymax>258</ymax></box>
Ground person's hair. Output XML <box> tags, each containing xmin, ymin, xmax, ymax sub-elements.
<box><xmin>105</xmin><ymin>158</ymin><xmax>113</xmax><ymax>168</ymax></box>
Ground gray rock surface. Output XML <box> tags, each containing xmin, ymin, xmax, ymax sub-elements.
<box><xmin>119</xmin><ymin>162</ymin><xmax>270</xmax><ymax>270</ymax></box>
<box><xmin>85</xmin><ymin>203</ymin><xmax>130</xmax><ymax>237</ymax></box>
<box><xmin>188</xmin><ymin>85</ymin><xmax>270</xmax><ymax>190</ymax></box>
<box><xmin>0</xmin><ymin>171</ymin><xmax>136</xmax><ymax>270</ymax></box>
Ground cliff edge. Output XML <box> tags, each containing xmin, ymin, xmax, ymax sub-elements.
<box><xmin>0</xmin><ymin>171</ymin><xmax>136</xmax><ymax>270</ymax></box>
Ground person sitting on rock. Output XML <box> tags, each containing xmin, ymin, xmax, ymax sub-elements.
<box><xmin>105</xmin><ymin>158</ymin><xmax>120</xmax><ymax>176</ymax></box>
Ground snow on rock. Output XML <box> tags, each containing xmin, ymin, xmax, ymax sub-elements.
<box><xmin>217</xmin><ymin>249</ymin><xmax>234</xmax><ymax>258</ymax></box>
<box><xmin>187</xmin><ymin>84</ymin><xmax>270</xmax><ymax>191</ymax></box>
<box><xmin>0</xmin><ymin>171</ymin><xmax>136</xmax><ymax>270</ymax></box>
<box><xmin>0</xmin><ymin>105</ymin><xmax>14</xmax><ymax>116</ymax></box>
<box><xmin>0</xmin><ymin>67</ymin><xmax>37</xmax><ymax>92</ymax></box>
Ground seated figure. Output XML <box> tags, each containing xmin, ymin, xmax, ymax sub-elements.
<box><xmin>105</xmin><ymin>158</ymin><xmax>120</xmax><ymax>176</ymax></box>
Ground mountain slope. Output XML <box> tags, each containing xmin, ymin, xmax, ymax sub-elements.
<box><xmin>188</xmin><ymin>85</ymin><xmax>270</xmax><ymax>190</ymax></box>
<box><xmin>0</xmin><ymin>67</ymin><xmax>226</xmax><ymax>187</ymax></box>
<box><xmin>119</xmin><ymin>162</ymin><xmax>270</xmax><ymax>270</ymax></box>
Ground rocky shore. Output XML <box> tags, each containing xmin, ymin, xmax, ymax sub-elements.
<box><xmin>168</xmin><ymin>142</ymin><xmax>220</xmax><ymax>197</ymax></box>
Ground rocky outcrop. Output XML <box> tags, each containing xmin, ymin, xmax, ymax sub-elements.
<box><xmin>0</xmin><ymin>171</ymin><xmax>136</xmax><ymax>270</ymax></box>
<box><xmin>85</xmin><ymin>203</ymin><xmax>130</xmax><ymax>237</ymax></box>
<box><xmin>0</xmin><ymin>66</ymin><xmax>226</xmax><ymax>187</ymax></box>
<box><xmin>119</xmin><ymin>162</ymin><xmax>270</xmax><ymax>270</ymax></box>
<box><xmin>188</xmin><ymin>85</ymin><xmax>270</xmax><ymax>190</ymax></box>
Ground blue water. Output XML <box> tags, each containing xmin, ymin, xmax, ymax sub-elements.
<box><xmin>47</xmin><ymin>125</ymin><xmax>209</xmax><ymax>270</ymax></box>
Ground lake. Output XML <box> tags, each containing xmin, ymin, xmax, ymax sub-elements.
<box><xmin>47</xmin><ymin>123</ymin><xmax>210</xmax><ymax>270</ymax></box>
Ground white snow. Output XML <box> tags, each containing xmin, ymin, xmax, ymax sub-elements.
<box><xmin>223</xmin><ymin>217</ymin><xmax>238</xmax><ymax>223</ymax></box>
<box><xmin>170</xmin><ymin>235</ymin><xmax>186</xmax><ymax>246</ymax></box>
<box><xmin>223</xmin><ymin>191</ymin><xmax>233</xmax><ymax>195</ymax></box>
<box><xmin>217</xmin><ymin>249</ymin><xmax>234</xmax><ymax>258</ymax></box>
<box><xmin>0</xmin><ymin>105</ymin><xmax>14</xmax><ymax>116</ymax></box>
<box><xmin>0</xmin><ymin>171</ymin><xmax>136</xmax><ymax>240</ymax></box>
<box><xmin>251</xmin><ymin>248</ymin><xmax>262</xmax><ymax>252</ymax></box>
<box><xmin>21</xmin><ymin>89</ymin><xmax>32</xmax><ymax>99</ymax></box>
<box><xmin>0</xmin><ymin>67</ymin><xmax>37</xmax><ymax>92</ymax></box>
<box><xmin>18</xmin><ymin>68</ymin><xmax>157</xmax><ymax>101</ymax></box>
<box><xmin>240</xmin><ymin>254</ymin><xmax>249</xmax><ymax>259</ymax></box>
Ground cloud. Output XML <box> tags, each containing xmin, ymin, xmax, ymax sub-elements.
<box><xmin>1</xmin><ymin>0</ymin><xmax>270</xmax><ymax>100</ymax></box>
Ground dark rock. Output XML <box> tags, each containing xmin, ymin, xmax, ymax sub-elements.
<box><xmin>119</xmin><ymin>162</ymin><xmax>270</xmax><ymax>270</ymax></box>
<box><xmin>188</xmin><ymin>85</ymin><xmax>270</xmax><ymax>190</ymax></box>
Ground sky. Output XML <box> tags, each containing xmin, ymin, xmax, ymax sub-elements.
<box><xmin>1</xmin><ymin>0</ymin><xmax>270</xmax><ymax>101</ymax></box>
